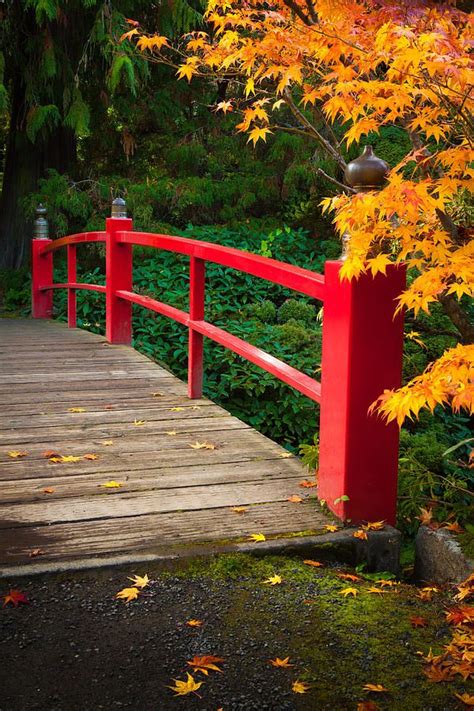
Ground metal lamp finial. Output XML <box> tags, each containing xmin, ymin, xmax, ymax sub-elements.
<box><xmin>33</xmin><ymin>204</ymin><xmax>49</xmax><ymax>240</ymax></box>
<box><xmin>111</xmin><ymin>197</ymin><xmax>127</xmax><ymax>219</ymax></box>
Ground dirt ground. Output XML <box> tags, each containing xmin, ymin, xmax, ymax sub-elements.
<box><xmin>1</xmin><ymin>554</ymin><xmax>471</xmax><ymax>711</ymax></box>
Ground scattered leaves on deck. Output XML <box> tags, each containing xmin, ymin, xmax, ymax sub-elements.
<box><xmin>100</xmin><ymin>480</ymin><xmax>123</xmax><ymax>489</ymax></box>
<box><xmin>68</xmin><ymin>407</ymin><xmax>86</xmax><ymax>413</ymax></box>
<box><xmin>287</xmin><ymin>495</ymin><xmax>303</xmax><ymax>503</ymax></box>
<box><xmin>299</xmin><ymin>479</ymin><xmax>317</xmax><ymax>488</ymax></box>
<box><xmin>324</xmin><ymin>524</ymin><xmax>339</xmax><ymax>532</ymax></box>
<box><xmin>189</xmin><ymin>441</ymin><xmax>216</xmax><ymax>450</ymax></box>
<box><xmin>133</xmin><ymin>419</ymin><xmax>146</xmax><ymax>426</ymax></box>
<box><xmin>101</xmin><ymin>440</ymin><xmax>114</xmax><ymax>446</ymax></box>
<box><xmin>248</xmin><ymin>533</ymin><xmax>266</xmax><ymax>542</ymax></box>
<box><xmin>7</xmin><ymin>450</ymin><xmax>28</xmax><ymax>458</ymax></box>
<box><xmin>231</xmin><ymin>506</ymin><xmax>247</xmax><ymax>514</ymax></box>
<box><xmin>83</xmin><ymin>453</ymin><xmax>99</xmax><ymax>460</ymax></box>
<box><xmin>42</xmin><ymin>487</ymin><xmax>55</xmax><ymax>494</ymax></box>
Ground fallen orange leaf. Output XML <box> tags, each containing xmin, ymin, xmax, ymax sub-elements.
<box><xmin>303</xmin><ymin>560</ymin><xmax>324</xmax><ymax>568</ymax></box>
<box><xmin>337</xmin><ymin>573</ymin><xmax>361</xmax><ymax>582</ymax></box>
<box><xmin>353</xmin><ymin>530</ymin><xmax>368</xmax><ymax>541</ymax></box>
<box><xmin>445</xmin><ymin>606</ymin><xmax>474</xmax><ymax>626</ymax></box>
<box><xmin>187</xmin><ymin>655</ymin><xmax>224</xmax><ymax>675</ymax></box>
<box><xmin>83</xmin><ymin>453</ymin><xmax>99</xmax><ymax>460</ymax></box>
<box><xmin>186</xmin><ymin>619</ymin><xmax>203</xmax><ymax>627</ymax></box>
<box><xmin>299</xmin><ymin>479</ymin><xmax>317</xmax><ymax>488</ymax></box>
<box><xmin>3</xmin><ymin>589</ymin><xmax>29</xmax><ymax>607</ymax></box>
<box><xmin>287</xmin><ymin>495</ymin><xmax>303</xmax><ymax>503</ymax></box>
<box><xmin>269</xmin><ymin>656</ymin><xmax>294</xmax><ymax>668</ymax></box>
<box><xmin>43</xmin><ymin>450</ymin><xmax>61</xmax><ymax>458</ymax></box>
<box><xmin>28</xmin><ymin>548</ymin><xmax>44</xmax><ymax>558</ymax></box>
<box><xmin>442</xmin><ymin>521</ymin><xmax>464</xmax><ymax>534</ymax></box>
<box><xmin>7</xmin><ymin>450</ymin><xmax>28</xmax><ymax>459</ymax></box>
<box><xmin>418</xmin><ymin>507</ymin><xmax>434</xmax><ymax>525</ymax></box>
<box><xmin>410</xmin><ymin>616</ymin><xmax>428</xmax><ymax>628</ymax></box>
<box><xmin>42</xmin><ymin>487</ymin><xmax>55</xmax><ymax>494</ymax></box>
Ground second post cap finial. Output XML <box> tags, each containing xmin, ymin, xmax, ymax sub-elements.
<box><xmin>344</xmin><ymin>145</ymin><xmax>389</xmax><ymax>192</ymax></box>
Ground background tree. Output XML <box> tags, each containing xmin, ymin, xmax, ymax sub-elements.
<box><xmin>126</xmin><ymin>0</ymin><xmax>473</xmax><ymax>425</ymax></box>
<box><xmin>0</xmin><ymin>0</ymin><xmax>203</xmax><ymax>269</ymax></box>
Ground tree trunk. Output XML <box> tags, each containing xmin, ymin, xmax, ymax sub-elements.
<box><xmin>0</xmin><ymin>77</ymin><xmax>76</xmax><ymax>270</ymax></box>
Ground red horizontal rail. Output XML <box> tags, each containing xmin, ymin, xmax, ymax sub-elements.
<box><xmin>116</xmin><ymin>289</ymin><xmax>188</xmax><ymax>326</ymax></box>
<box><xmin>40</xmin><ymin>232</ymin><xmax>106</xmax><ymax>253</ymax></box>
<box><xmin>116</xmin><ymin>288</ymin><xmax>321</xmax><ymax>402</ymax></box>
<box><xmin>41</xmin><ymin>282</ymin><xmax>106</xmax><ymax>293</ymax></box>
<box><xmin>117</xmin><ymin>231</ymin><xmax>325</xmax><ymax>301</ymax></box>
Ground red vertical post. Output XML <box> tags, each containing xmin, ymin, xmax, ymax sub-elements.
<box><xmin>105</xmin><ymin>198</ymin><xmax>133</xmax><ymax>344</ymax></box>
<box><xmin>67</xmin><ymin>244</ymin><xmax>77</xmax><ymax>328</ymax></box>
<box><xmin>31</xmin><ymin>204</ymin><xmax>53</xmax><ymax>318</ymax></box>
<box><xmin>188</xmin><ymin>256</ymin><xmax>205</xmax><ymax>398</ymax></box>
<box><xmin>318</xmin><ymin>261</ymin><xmax>406</xmax><ymax>525</ymax></box>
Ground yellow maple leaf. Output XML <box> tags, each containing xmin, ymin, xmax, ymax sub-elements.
<box><xmin>324</xmin><ymin>524</ymin><xmax>339</xmax><ymax>532</ymax></box>
<box><xmin>127</xmin><ymin>574</ymin><xmax>149</xmax><ymax>589</ymax></box>
<box><xmin>263</xmin><ymin>574</ymin><xmax>283</xmax><ymax>585</ymax></box>
<box><xmin>247</xmin><ymin>126</ymin><xmax>272</xmax><ymax>146</ymax></box>
<box><xmin>49</xmin><ymin>455</ymin><xmax>82</xmax><ymax>463</ymax></box>
<box><xmin>176</xmin><ymin>63</ymin><xmax>196</xmax><ymax>82</ymax></box>
<box><xmin>454</xmin><ymin>693</ymin><xmax>474</xmax><ymax>706</ymax></box>
<box><xmin>133</xmin><ymin>419</ymin><xmax>146</xmax><ymax>426</ymax></box>
<box><xmin>189</xmin><ymin>441</ymin><xmax>216</xmax><ymax>450</ymax></box>
<box><xmin>166</xmin><ymin>431</ymin><xmax>177</xmax><ymax>436</ymax></box>
<box><xmin>68</xmin><ymin>407</ymin><xmax>86</xmax><ymax>413</ymax></box>
<box><xmin>186</xmin><ymin>619</ymin><xmax>203</xmax><ymax>627</ymax></box>
<box><xmin>7</xmin><ymin>450</ymin><xmax>28</xmax><ymax>458</ymax></box>
<box><xmin>292</xmin><ymin>680</ymin><xmax>311</xmax><ymax>694</ymax></box>
<box><xmin>231</xmin><ymin>506</ymin><xmax>247</xmax><ymax>514</ymax></box>
<box><xmin>215</xmin><ymin>100</ymin><xmax>233</xmax><ymax>113</ymax></box>
<box><xmin>170</xmin><ymin>407</ymin><xmax>185</xmax><ymax>412</ymax></box>
<box><xmin>100</xmin><ymin>480</ymin><xmax>123</xmax><ymax>489</ymax></box>
<box><xmin>363</xmin><ymin>521</ymin><xmax>386</xmax><ymax>531</ymax></box>
<box><xmin>363</xmin><ymin>683</ymin><xmax>389</xmax><ymax>693</ymax></box>
<box><xmin>167</xmin><ymin>672</ymin><xmax>203</xmax><ymax>696</ymax></box>
<box><xmin>279</xmin><ymin>451</ymin><xmax>293</xmax><ymax>458</ymax></box>
<box><xmin>115</xmin><ymin>587</ymin><xmax>141</xmax><ymax>602</ymax></box>
<box><xmin>248</xmin><ymin>533</ymin><xmax>266</xmax><ymax>542</ymax></box>
<box><xmin>101</xmin><ymin>440</ymin><xmax>114</xmax><ymax>446</ymax></box>
<box><xmin>269</xmin><ymin>656</ymin><xmax>293</xmax><ymax>668</ymax></box>
<box><xmin>339</xmin><ymin>587</ymin><xmax>358</xmax><ymax>597</ymax></box>
<box><xmin>353</xmin><ymin>529</ymin><xmax>368</xmax><ymax>541</ymax></box>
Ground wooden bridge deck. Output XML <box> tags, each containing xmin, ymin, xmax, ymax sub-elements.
<box><xmin>0</xmin><ymin>319</ymin><xmax>330</xmax><ymax>574</ymax></box>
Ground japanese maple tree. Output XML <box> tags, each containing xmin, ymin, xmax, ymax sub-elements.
<box><xmin>124</xmin><ymin>0</ymin><xmax>473</xmax><ymax>424</ymax></box>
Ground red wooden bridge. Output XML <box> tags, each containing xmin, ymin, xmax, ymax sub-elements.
<box><xmin>0</xmin><ymin>199</ymin><xmax>405</xmax><ymax>574</ymax></box>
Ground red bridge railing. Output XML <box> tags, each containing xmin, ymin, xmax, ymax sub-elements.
<box><xmin>31</xmin><ymin>199</ymin><xmax>405</xmax><ymax>524</ymax></box>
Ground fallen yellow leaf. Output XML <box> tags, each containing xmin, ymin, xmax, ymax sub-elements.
<box><xmin>292</xmin><ymin>680</ymin><xmax>311</xmax><ymax>694</ymax></box>
<box><xmin>100</xmin><ymin>480</ymin><xmax>123</xmax><ymax>489</ymax></box>
<box><xmin>248</xmin><ymin>533</ymin><xmax>266</xmax><ymax>542</ymax></box>
<box><xmin>363</xmin><ymin>683</ymin><xmax>389</xmax><ymax>693</ymax></box>
<box><xmin>363</xmin><ymin>520</ymin><xmax>386</xmax><ymax>531</ymax></box>
<box><xmin>231</xmin><ymin>506</ymin><xmax>247</xmax><ymax>514</ymax></box>
<box><xmin>279</xmin><ymin>451</ymin><xmax>293</xmax><ymax>458</ymax></box>
<box><xmin>101</xmin><ymin>440</ymin><xmax>114</xmax><ymax>446</ymax></box>
<box><xmin>263</xmin><ymin>574</ymin><xmax>282</xmax><ymax>585</ymax></box>
<box><xmin>7</xmin><ymin>450</ymin><xmax>28</xmax><ymax>459</ymax></box>
<box><xmin>170</xmin><ymin>407</ymin><xmax>185</xmax><ymax>412</ymax></box>
<box><xmin>151</xmin><ymin>392</ymin><xmax>163</xmax><ymax>397</ymax></box>
<box><xmin>454</xmin><ymin>693</ymin><xmax>474</xmax><ymax>706</ymax></box>
<box><xmin>353</xmin><ymin>529</ymin><xmax>368</xmax><ymax>541</ymax></box>
<box><xmin>339</xmin><ymin>587</ymin><xmax>358</xmax><ymax>597</ymax></box>
<box><xmin>127</xmin><ymin>574</ymin><xmax>149</xmax><ymax>589</ymax></box>
<box><xmin>115</xmin><ymin>587</ymin><xmax>140</xmax><ymax>602</ymax></box>
<box><xmin>167</xmin><ymin>672</ymin><xmax>203</xmax><ymax>696</ymax></box>
<box><xmin>324</xmin><ymin>524</ymin><xmax>339</xmax><ymax>532</ymax></box>
<box><xmin>68</xmin><ymin>407</ymin><xmax>86</xmax><ymax>413</ymax></box>
<box><xmin>367</xmin><ymin>587</ymin><xmax>389</xmax><ymax>595</ymax></box>
<box><xmin>189</xmin><ymin>441</ymin><xmax>216</xmax><ymax>450</ymax></box>
<box><xmin>165</xmin><ymin>431</ymin><xmax>177</xmax><ymax>436</ymax></box>
<box><xmin>269</xmin><ymin>657</ymin><xmax>293</xmax><ymax>668</ymax></box>
<box><xmin>133</xmin><ymin>419</ymin><xmax>146</xmax><ymax>426</ymax></box>
<box><xmin>49</xmin><ymin>455</ymin><xmax>82</xmax><ymax>464</ymax></box>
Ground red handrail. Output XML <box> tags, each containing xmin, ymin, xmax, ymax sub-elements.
<box><xmin>31</xmin><ymin>211</ymin><xmax>405</xmax><ymax>525</ymax></box>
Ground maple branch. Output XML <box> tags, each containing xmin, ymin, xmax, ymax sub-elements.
<box><xmin>281</xmin><ymin>0</ymin><xmax>314</xmax><ymax>26</ymax></box>
<box><xmin>283</xmin><ymin>90</ymin><xmax>347</xmax><ymax>170</ymax></box>
<box><xmin>304</xmin><ymin>0</ymin><xmax>318</xmax><ymax>23</ymax></box>
<box><xmin>438</xmin><ymin>293</ymin><xmax>474</xmax><ymax>344</ymax></box>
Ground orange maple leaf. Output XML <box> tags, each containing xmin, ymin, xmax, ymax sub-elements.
<box><xmin>269</xmin><ymin>656</ymin><xmax>294</xmax><ymax>668</ymax></box>
<box><xmin>445</xmin><ymin>606</ymin><xmax>474</xmax><ymax>626</ymax></box>
<box><xmin>337</xmin><ymin>573</ymin><xmax>361</xmax><ymax>582</ymax></box>
<box><xmin>187</xmin><ymin>655</ymin><xmax>224</xmax><ymax>675</ymax></box>
<box><xmin>42</xmin><ymin>487</ymin><xmax>55</xmax><ymax>494</ymax></box>
<box><xmin>186</xmin><ymin>619</ymin><xmax>203</xmax><ymax>627</ymax></box>
<box><xmin>3</xmin><ymin>589</ymin><xmax>29</xmax><ymax>607</ymax></box>
<box><xmin>299</xmin><ymin>479</ymin><xmax>317</xmax><ymax>488</ymax></box>
<box><xmin>303</xmin><ymin>560</ymin><xmax>324</xmax><ymax>568</ymax></box>
<box><xmin>363</xmin><ymin>683</ymin><xmax>389</xmax><ymax>693</ymax></box>
<box><xmin>410</xmin><ymin>616</ymin><xmax>428</xmax><ymax>627</ymax></box>
<box><xmin>287</xmin><ymin>495</ymin><xmax>303</xmax><ymax>503</ymax></box>
<box><xmin>353</xmin><ymin>530</ymin><xmax>368</xmax><ymax>541</ymax></box>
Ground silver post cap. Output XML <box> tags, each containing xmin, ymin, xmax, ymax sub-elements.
<box><xmin>111</xmin><ymin>197</ymin><xmax>127</xmax><ymax>219</ymax></box>
<box><xmin>34</xmin><ymin>204</ymin><xmax>49</xmax><ymax>240</ymax></box>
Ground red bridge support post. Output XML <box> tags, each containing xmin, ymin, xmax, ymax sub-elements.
<box><xmin>318</xmin><ymin>261</ymin><xmax>406</xmax><ymax>525</ymax></box>
<box><xmin>106</xmin><ymin>198</ymin><xmax>133</xmax><ymax>344</ymax></box>
<box><xmin>31</xmin><ymin>204</ymin><xmax>53</xmax><ymax>318</ymax></box>
<box><xmin>188</xmin><ymin>256</ymin><xmax>205</xmax><ymax>398</ymax></box>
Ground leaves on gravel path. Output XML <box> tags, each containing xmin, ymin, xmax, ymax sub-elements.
<box><xmin>127</xmin><ymin>574</ymin><xmax>149</xmax><ymax>589</ymax></box>
<box><xmin>292</xmin><ymin>680</ymin><xmax>310</xmax><ymax>693</ymax></box>
<box><xmin>262</xmin><ymin>575</ymin><xmax>282</xmax><ymax>586</ymax></box>
<box><xmin>187</xmin><ymin>655</ymin><xmax>224</xmax><ymax>675</ymax></box>
<box><xmin>269</xmin><ymin>657</ymin><xmax>293</xmax><ymax>668</ymax></box>
<box><xmin>115</xmin><ymin>587</ymin><xmax>141</xmax><ymax>603</ymax></box>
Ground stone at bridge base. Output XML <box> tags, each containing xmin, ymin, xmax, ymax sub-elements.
<box><xmin>415</xmin><ymin>525</ymin><xmax>474</xmax><ymax>585</ymax></box>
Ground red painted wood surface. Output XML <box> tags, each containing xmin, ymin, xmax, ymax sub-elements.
<box><xmin>105</xmin><ymin>217</ymin><xmax>133</xmax><ymax>344</ymax></box>
<box><xmin>31</xmin><ymin>220</ymin><xmax>406</xmax><ymax>523</ymax></box>
<box><xmin>31</xmin><ymin>239</ymin><xmax>53</xmax><ymax>318</ymax></box>
<box><xmin>318</xmin><ymin>261</ymin><xmax>406</xmax><ymax>524</ymax></box>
